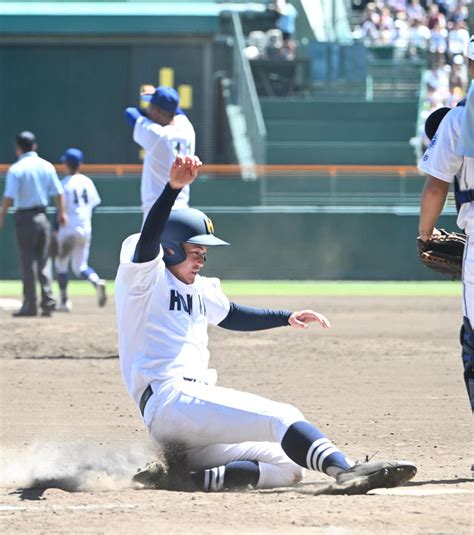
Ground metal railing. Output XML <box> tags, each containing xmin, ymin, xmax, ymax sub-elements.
<box><xmin>229</xmin><ymin>10</ymin><xmax>267</xmax><ymax>166</ymax></box>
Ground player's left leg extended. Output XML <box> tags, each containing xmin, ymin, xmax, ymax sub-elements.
<box><xmin>187</xmin><ymin>441</ymin><xmax>304</xmax><ymax>491</ymax></box>
<box><xmin>142</xmin><ymin>379</ymin><xmax>416</xmax><ymax>493</ymax></box>
<box><xmin>71</xmin><ymin>231</ymin><xmax>107</xmax><ymax>307</ymax></box>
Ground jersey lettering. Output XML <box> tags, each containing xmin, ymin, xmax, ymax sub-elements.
<box><xmin>173</xmin><ymin>140</ymin><xmax>192</xmax><ymax>157</ymax></box>
<box><xmin>169</xmin><ymin>289</ymin><xmax>193</xmax><ymax>315</ymax></box>
<box><xmin>197</xmin><ymin>294</ymin><xmax>207</xmax><ymax>316</ymax></box>
<box><xmin>72</xmin><ymin>188</ymin><xmax>89</xmax><ymax>205</ymax></box>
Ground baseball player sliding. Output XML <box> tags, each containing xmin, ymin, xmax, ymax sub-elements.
<box><xmin>115</xmin><ymin>155</ymin><xmax>416</xmax><ymax>493</ymax></box>
<box><xmin>55</xmin><ymin>148</ymin><xmax>106</xmax><ymax>311</ymax></box>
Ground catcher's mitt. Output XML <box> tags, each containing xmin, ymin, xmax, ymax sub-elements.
<box><xmin>417</xmin><ymin>229</ymin><xmax>466</xmax><ymax>279</ymax></box>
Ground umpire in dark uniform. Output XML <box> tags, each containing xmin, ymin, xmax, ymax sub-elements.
<box><xmin>0</xmin><ymin>131</ymin><xmax>67</xmax><ymax>317</ymax></box>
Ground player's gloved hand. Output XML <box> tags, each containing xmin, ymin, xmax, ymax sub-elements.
<box><xmin>418</xmin><ymin>227</ymin><xmax>442</xmax><ymax>243</ymax></box>
<box><xmin>288</xmin><ymin>310</ymin><xmax>331</xmax><ymax>329</ymax></box>
<box><xmin>169</xmin><ymin>155</ymin><xmax>202</xmax><ymax>190</ymax></box>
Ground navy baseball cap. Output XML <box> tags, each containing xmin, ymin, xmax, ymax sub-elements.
<box><xmin>61</xmin><ymin>148</ymin><xmax>84</xmax><ymax>165</ymax></box>
<box><xmin>143</xmin><ymin>86</ymin><xmax>179</xmax><ymax>114</ymax></box>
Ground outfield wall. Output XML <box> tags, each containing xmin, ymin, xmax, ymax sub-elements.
<box><xmin>0</xmin><ymin>208</ymin><xmax>456</xmax><ymax>281</ymax></box>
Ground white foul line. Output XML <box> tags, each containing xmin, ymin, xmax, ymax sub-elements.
<box><xmin>0</xmin><ymin>503</ymin><xmax>140</xmax><ymax>512</ymax></box>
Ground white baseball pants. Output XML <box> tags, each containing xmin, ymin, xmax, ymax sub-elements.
<box><xmin>144</xmin><ymin>379</ymin><xmax>305</xmax><ymax>489</ymax></box>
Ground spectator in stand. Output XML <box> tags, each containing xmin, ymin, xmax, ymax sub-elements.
<box><xmin>393</xmin><ymin>11</ymin><xmax>411</xmax><ymax>58</ymax></box>
<box><xmin>407</xmin><ymin>18</ymin><xmax>431</xmax><ymax>58</ymax></box>
<box><xmin>406</xmin><ymin>0</ymin><xmax>425</xmax><ymax>23</ymax></box>
<box><xmin>274</xmin><ymin>0</ymin><xmax>298</xmax><ymax>60</ymax></box>
<box><xmin>448</xmin><ymin>20</ymin><xmax>470</xmax><ymax>61</ymax></box>
<box><xmin>427</xmin><ymin>4</ymin><xmax>446</xmax><ymax>31</ymax></box>
<box><xmin>447</xmin><ymin>2</ymin><xmax>469</xmax><ymax>24</ymax></box>
<box><xmin>379</xmin><ymin>7</ymin><xmax>396</xmax><ymax>44</ymax></box>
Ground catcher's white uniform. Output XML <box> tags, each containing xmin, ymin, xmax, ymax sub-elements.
<box><xmin>115</xmin><ymin>233</ymin><xmax>304</xmax><ymax>488</ymax></box>
<box><xmin>419</xmin><ymin>104</ymin><xmax>474</xmax><ymax>323</ymax></box>
<box><xmin>133</xmin><ymin>114</ymin><xmax>195</xmax><ymax>218</ymax></box>
<box><xmin>55</xmin><ymin>173</ymin><xmax>101</xmax><ymax>276</ymax></box>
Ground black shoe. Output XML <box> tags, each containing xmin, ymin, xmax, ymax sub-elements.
<box><xmin>315</xmin><ymin>461</ymin><xmax>417</xmax><ymax>496</ymax></box>
<box><xmin>41</xmin><ymin>309</ymin><xmax>53</xmax><ymax>317</ymax></box>
<box><xmin>133</xmin><ymin>460</ymin><xmax>169</xmax><ymax>489</ymax></box>
<box><xmin>12</xmin><ymin>309</ymin><xmax>37</xmax><ymax>317</ymax></box>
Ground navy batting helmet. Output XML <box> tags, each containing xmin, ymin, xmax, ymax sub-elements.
<box><xmin>162</xmin><ymin>208</ymin><xmax>229</xmax><ymax>266</ymax></box>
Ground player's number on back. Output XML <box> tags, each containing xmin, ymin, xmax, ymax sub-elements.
<box><xmin>73</xmin><ymin>189</ymin><xmax>89</xmax><ymax>205</ymax></box>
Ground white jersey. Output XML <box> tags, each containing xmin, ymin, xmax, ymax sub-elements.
<box><xmin>459</xmin><ymin>82</ymin><xmax>474</xmax><ymax>157</ymax></box>
<box><xmin>133</xmin><ymin>114</ymin><xmax>195</xmax><ymax>215</ymax></box>
<box><xmin>419</xmin><ymin>106</ymin><xmax>474</xmax><ymax>235</ymax></box>
<box><xmin>61</xmin><ymin>173</ymin><xmax>101</xmax><ymax>233</ymax></box>
<box><xmin>114</xmin><ymin>234</ymin><xmax>230</xmax><ymax>405</ymax></box>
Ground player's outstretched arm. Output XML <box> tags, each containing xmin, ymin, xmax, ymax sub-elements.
<box><xmin>218</xmin><ymin>303</ymin><xmax>330</xmax><ymax>332</ymax></box>
<box><xmin>133</xmin><ymin>156</ymin><xmax>202</xmax><ymax>263</ymax></box>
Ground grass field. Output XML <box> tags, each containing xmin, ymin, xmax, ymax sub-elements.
<box><xmin>0</xmin><ymin>280</ymin><xmax>462</xmax><ymax>297</ymax></box>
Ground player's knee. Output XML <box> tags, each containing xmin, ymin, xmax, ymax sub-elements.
<box><xmin>280</xmin><ymin>462</ymin><xmax>305</xmax><ymax>485</ymax></box>
<box><xmin>273</xmin><ymin>403</ymin><xmax>305</xmax><ymax>441</ymax></box>
<box><xmin>258</xmin><ymin>460</ymin><xmax>305</xmax><ymax>489</ymax></box>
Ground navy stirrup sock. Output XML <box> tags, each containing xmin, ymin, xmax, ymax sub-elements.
<box><xmin>281</xmin><ymin>421</ymin><xmax>353</xmax><ymax>476</ymax></box>
<box><xmin>191</xmin><ymin>461</ymin><xmax>259</xmax><ymax>492</ymax></box>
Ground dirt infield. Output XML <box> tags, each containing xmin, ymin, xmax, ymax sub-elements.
<box><xmin>0</xmin><ymin>295</ymin><xmax>472</xmax><ymax>534</ymax></box>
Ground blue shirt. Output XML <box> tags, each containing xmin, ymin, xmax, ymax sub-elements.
<box><xmin>4</xmin><ymin>152</ymin><xmax>63</xmax><ymax>209</ymax></box>
<box><xmin>277</xmin><ymin>4</ymin><xmax>298</xmax><ymax>35</ymax></box>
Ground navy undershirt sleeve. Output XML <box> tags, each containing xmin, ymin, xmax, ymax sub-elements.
<box><xmin>218</xmin><ymin>302</ymin><xmax>291</xmax><ymax>331</ymax></box>
<box><xmin>125</xmin><ymin>107</ymin><xmax>145</xmax><ymax>127</ymax></box>
<box><xmin>133</xmin><ymin>183</ymin><xmax>181</xmax><ymax>263</ymax></box>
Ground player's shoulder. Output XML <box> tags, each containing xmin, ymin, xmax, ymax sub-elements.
<box><xmin>37</xmin><ymin>156</ymin><xmax>56</xmax><ymax>171</ymax></box>
<box><xmin>139</xmin><ymin>115</ymin><xmax>164</xmax><ymax>134</ymax></box>
<box><xmin>171</xmin><ymin>114</ymin><xmax>194</xmax><ymax>132</ymax></box>
<box><xmin>442</xmin><ymin>106</ymin><xmax>464</xmax><ymax>129</ymax></box>
<box><xmin>196</xmin><ymin>275</ymin><xmax>225</xmax><ymax>293</ymax></box>
<box><xmin>76</xmin><ymin>173</ymin><xmax>96</xmax><ymax>186</ymax></box>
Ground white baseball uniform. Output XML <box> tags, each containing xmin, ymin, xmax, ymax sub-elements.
<box><xmin>419</xmin><ymin>105</ymin><xmax>474</xmax><ymax>323</ymax></box>
<box><xmin>55</xmin><ymin>173</ymin><xmax>101</xmax><ymax>276</ymax></box>
<box><xmin>115</xmin><ymin>234</ymin><xmax>304</xmax><ymax>488</ymax></box>
<box><xmin>133</xmin><ymin>114</ymin><xmax>195</xmax><ymax>218</ymax></box>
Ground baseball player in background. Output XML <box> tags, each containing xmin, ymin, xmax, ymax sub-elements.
<box><xmin>418</xmin><ymin>36</ymin><xmax>474</xmax><ymax>416</ymax></box>
<box><xmin>54</xmin><ymin>148</ymin><xmax>106</xmax><ymax>311</ymax></box>
<box><xmin>115</xmin><ymin>155</ymin><xmax>416</xmax><ymax>494</ymax></box>
<box><xmin>124</xmin><ymin>86</ymin><xmax>195</xmax><ymax>220</ymax></box>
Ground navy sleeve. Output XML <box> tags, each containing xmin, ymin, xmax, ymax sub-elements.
<box><xmin>218</xmin><ymin>302</ymin><xmax>291</xmax><ymax>331</ymax></box>
<box><xmin>133</xmin><ymin>183</ymin><xmax>181</xmax><ymax>263</ymax></box>
<box><xmin>125</xmin><ymin>107</ymin><xmax>145</xmax><ymax>127</ymax></box>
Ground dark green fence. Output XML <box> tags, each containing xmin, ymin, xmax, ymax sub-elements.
<box><xmin>0</xmin><ymin>172</ymin><xmax>456</xmax><ymax>281</ymax></box>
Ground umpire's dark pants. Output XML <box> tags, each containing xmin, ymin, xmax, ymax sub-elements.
<box><xmin>14</xmin><ymin>207</ymin><xmax>55</xmax><ymax>313</ymax></box>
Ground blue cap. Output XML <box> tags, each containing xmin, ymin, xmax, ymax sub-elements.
<box><xmin>61</xmin><ymin>148</ymin><xmax>83</xmax><ymax>165</ymax></box>
<box><xmin>143</xmin><ymin>86</ymin><xmax>179</xmax><ymax>114</ymax></box>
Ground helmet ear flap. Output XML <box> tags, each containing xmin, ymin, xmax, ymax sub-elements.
<box><xmin>162</xmin><ymin>241</ymin><xmax>187</xmax><ymax>266</ymax></box>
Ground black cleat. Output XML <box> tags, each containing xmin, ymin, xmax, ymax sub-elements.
<box><xmin>315</xmin><ymin>461</ymin><xmax>417</xmax><ymax>496</ymax></box>
<box><xmin>132</xmin><ymin>460</ymin><xmax>169</xmax><ymax>489</ymax></box>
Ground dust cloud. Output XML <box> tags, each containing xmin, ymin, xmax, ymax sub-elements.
<box><xmin>0</xmin><ymin>442</ymin><xmax>154</xmax><ymax>492</ymax></box>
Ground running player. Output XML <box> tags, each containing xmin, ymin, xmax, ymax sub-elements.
<box><xmin>55</xmin><ymin>148</ymin><xmax>106</xmax><ymax>311</ymax></box>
